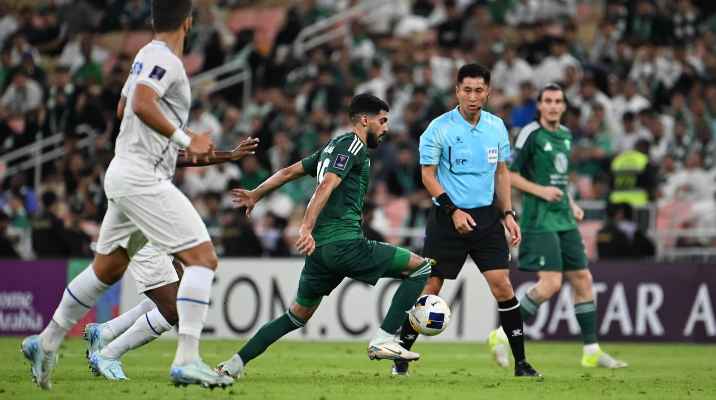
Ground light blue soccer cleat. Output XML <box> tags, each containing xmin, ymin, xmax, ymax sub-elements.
<box><xmin>89</xmin><ymin>352</ymin><xmax>128</xmax><ymax>381</ymax></box>
<box><xmin>170</xmin><ymin>360</ymin><xmax>234</xmax><ymax>389</ymax></box>
<box><xmin>21</xmin><ymin>335</ymin><xmax>58</xmax><ymax>390</ymax></box>
<box><xmin>83</xmin><ymin>323</ymin><xmax>106</xmax><ymax>358</ymax></box>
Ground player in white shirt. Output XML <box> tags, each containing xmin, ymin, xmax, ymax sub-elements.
<box><xmin>22</xmin><ymin>0</ymin><xmax>232</xmax><ymax>389</ymax></box>
<box><xmin>84</xmin><ymin>139</ymin><xmax>257</xmax><ymax>382</ymax></box>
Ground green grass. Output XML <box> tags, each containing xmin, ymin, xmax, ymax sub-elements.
<box><xmin>1</xmin><ymin>338</ymin><xmax>714</xmax><ymax>399</ymax></box>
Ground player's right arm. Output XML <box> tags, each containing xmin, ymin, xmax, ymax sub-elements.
<box><xmin>231</xmin><ymin>161</ymin><xmax>307</xmax><ymax>215</ymax></box>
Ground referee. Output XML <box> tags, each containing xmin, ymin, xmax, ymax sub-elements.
<box><xmin>394</xmin><ymin>64</ymin><xmax>541</xmax><ymax>377</ymax></box>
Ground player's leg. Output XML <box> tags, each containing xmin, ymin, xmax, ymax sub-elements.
<box><xmin>562</xmin><ymin>230</ymin><xmax>626</xmax><ymax>368</ymax></box>
<box><xmin>514</xmin><ymin>232</ymin><xmax>564</xmax><ymax>322</ymax></box>
<box><xmin>113</xmin><ymin>185</ymin><xmax>229</xmax><ymax>387</ymax></box>
<box><xmin>218</xmin><ymin>301</ymin><xmax>319</xmax><ymax>378</ymax></box>
<box><xmin>395</xmin><ymin>206</ymin><xmax>467</xmax><ymax>375</ymax></box>
<box><xmin>85</xmin><ymin>231</ymin><xmax>159</xmax><ymax>351</ymax></box>
<box><xmin>362</xmin><ymin>243</ymin><xmax>432</xmax><ymax>362</ymax></box>
<box><xmin>22</xmin><ymin>201</ymin><xmax>132</xmax><ymax>390</ymax></box>
<box><xmin>218</xmin><ymin>251</ymin><xmax>338</xmax><ymax>378</ymax></box>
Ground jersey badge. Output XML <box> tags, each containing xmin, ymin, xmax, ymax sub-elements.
<box><xmin>333</xmin><ymin>154</ymin><xmax>350</xmax><ymax>170</ymax></box>
<box><xmin>487</xmin><ymin>147</ymin><xmax>498</xmax><ymax>163</ymax></box>
<box><xmin>149</xmin><ymin>65</ymin><xmax>167</xmax><ymax>81</ymax></box>
<box><xmin>544</xmin><ymin>142</ymin><xmax>552</xmax><ymax>151</ymax></box>
<box><xmin>564</xmin><ymin>139</ymin><xmax>571</xmax><ymax>150</ymax></box>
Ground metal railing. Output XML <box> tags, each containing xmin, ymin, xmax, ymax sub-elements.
<box><xmin>189</xmin><ymin>44</ymin><xmax>253</xmax><ymax>103</ymax></box>
<box><xmin>0</xmin><ymin>131</ymin><xmax>97</xmax><ymax>188</ymax></box>
<box><xmin>292</xmin><ymin>0</ymin><xmax>384</xmax><ymax>57</ymax></box>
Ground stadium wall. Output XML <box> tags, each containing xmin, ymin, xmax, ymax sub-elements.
<box><xmin>1</xmin><ymin>260</ymin><xmax>714</xmax><ymax>343</ymax></box>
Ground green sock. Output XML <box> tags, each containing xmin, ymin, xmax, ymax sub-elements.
<box><xmin>519</xmin><ymin>292</ymin><xmax>541</xmax><ymax>321</ymax></box>
<box><xmin>238</xmin><ymin>311</ymin><xmax>305</xmax><ymax>364</ymax></box>
<box><xmin>380</xmin><ymin>260</ymin><xmax>430</xmax><ymax>333</ymax></box>
<box><xmin>575</xmin><ymin>301</ymin><xmax>598</xmax><ymax>344</ymax></box>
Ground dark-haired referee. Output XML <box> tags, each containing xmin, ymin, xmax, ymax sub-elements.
<box><xmin>394</xmin><ymin>63</ymin><xmax>541</xmax><ymax>377</ymax></box>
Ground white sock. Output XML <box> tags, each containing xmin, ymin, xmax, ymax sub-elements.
<box><xmin>101</xmin><ymin>307</ymin><xmax>173</xmax><ymax>360</ymax></box>
<box><xmin>583</xmin><ymin>343</ymin><xmax>601</xmax><ymax>355</ymax></box>
<box><xmin>173</xmin><ymin>266</ymin><xmax>214</xmax><ymax>365</ymax></box>
<box><xmin>369</xmin><ymin>328</ymin><xmax>395</xmax><ymax>346</ymax></box>
<box><xmin>41</xmin><ymin>264</ymin><xmax>109</xmax><ymax>352</ymax></box>
<box><xmin>102</xmin><ymin>298</ymin><xmax>156</xmax><ymax>342</ymax></box>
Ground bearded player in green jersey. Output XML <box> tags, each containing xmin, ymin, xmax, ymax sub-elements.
<box><xmin>489</xmin><ymin>83</ymin><xmax>627</xmax><ymax>369</ymax></box>
<box><xmin>216</xmin><ymin>93</ymin><xmax>433</xmax><ymax>378</ymax></box>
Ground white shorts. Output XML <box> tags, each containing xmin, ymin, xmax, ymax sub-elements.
<box><xmin>96</xmin><ymin>180</ymin><xmax>211</xmax><ymax>256</ymax></box>
<box><xmin>129</xmin><ymin>241</ymin><xmax>180</xmax><ymax>293</ymax></box>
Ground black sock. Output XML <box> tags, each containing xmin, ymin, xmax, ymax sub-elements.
<box><xmin>498</xmin><ymin>297</ymin><xmax>526</xmax><ymax>363</ymax></box>
<box><xmin>397</xmin><ymin>316</ymin><xmax>419</xmax><ymax>351</ymax></box>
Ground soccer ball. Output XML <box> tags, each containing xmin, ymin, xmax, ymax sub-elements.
<box><xmin>408</xmin><ymin>294</ymin><xmax>451</xmax><ymax>336</ymax></box>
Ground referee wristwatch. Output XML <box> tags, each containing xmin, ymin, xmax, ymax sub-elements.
<box><xmin>502</xmin><ymin>209</ymin><xmax>519</xmax><ymax>221</ymax></box>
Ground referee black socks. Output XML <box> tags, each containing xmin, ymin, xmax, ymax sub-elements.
<box><xmin>498</xmin><ymin>297</ymin><xmax>526</xmax><ymax>363</ymax></box>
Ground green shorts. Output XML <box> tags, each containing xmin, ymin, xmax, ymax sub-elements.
<box><xmin>295</xmin><ymin>239</ymin><xmax>411</xmax><ymax>307</ymax></box>
<box><xmin>518</xmin><ymin>229</ymin><xmax>588</xmax><ymax>272</ymax></box>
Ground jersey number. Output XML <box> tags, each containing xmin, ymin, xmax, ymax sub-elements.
<box><xmin>316</xmin><ymin>159</ymin><xmax>330</xmax><ymax>183</ymax></box>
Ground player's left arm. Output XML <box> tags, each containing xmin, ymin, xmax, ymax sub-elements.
<box><xmin>296</xmin><ymin>172</ymin><xmax>342</xmax><ymax>255</ymax></box>
<box><xmin>116</xmin><ymin>96</ymin><xmax>126</xmax><ymax>120</ymax></box>
<box><xmin>176</xmin><ymin>137</ymin><xmax>259</xmax><ymax>167</ymax></box>
<box><xmin>568</xmin><ymin>194</ymin><xmax>584</xmax><ymax>221</ymax></box>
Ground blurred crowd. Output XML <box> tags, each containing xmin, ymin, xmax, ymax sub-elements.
<box><xmin>1</xmin><ymin>0</ymin><xmax>716</xmax><ymax>260</ymax></box>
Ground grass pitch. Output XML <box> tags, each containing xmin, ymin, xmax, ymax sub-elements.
<box><xmin>0</xmin><ymin>338</ymin><xmax>714</xmax><ymax>399</ymax></box>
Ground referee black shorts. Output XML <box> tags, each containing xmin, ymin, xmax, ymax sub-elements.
<box><xmin>422</xmin><ymin>204</ymin><xmax>509</xmax><ymax>279</ymax></box>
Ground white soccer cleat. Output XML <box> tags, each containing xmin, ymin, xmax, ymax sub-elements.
<box><xmin>488</xmin><ymin>328</ymin><xmax>510</xmax><ymax>368</ymax></box>
<box><xmin>216</xmin><ymin>354</ymin><xmax>245</xmax><ymax>379</ymax></box>
<box><xmin>170</xmin><ymin>360</ymin><xmax>234</xmax><ymax>388</ymax></box>
<box><xmin>89</xmin><ymin>352</ymin><xmax>128</xmax><ymax>381</ymax></box>
<box><xmin>83</xmin><ymin>323</ymin><xmax>106</xmax><ymax>358</ymax></box>
<box><xmin>581</xmin><ymin>350</ymin><xmax>628</xmax><ymax>369</ymax></box>
<box><xmin>21</xmin><ymin>335</ymin><xmax>58</xmax><ymax>390</ymax></box>
<box><xmin>368</xmin><ymin>341</ymin><xmax>420</xmax><ymax>361</ymax></box>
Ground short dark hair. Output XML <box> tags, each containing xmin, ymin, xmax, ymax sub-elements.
<box><xmin>348</xmin><ymin>93</ymin><xmax>389</xmax><ymax>119</ymax></box>
<box><xmin>456</xmin><ymin>63</ymin><xmax>490</xmax><ymax>85</ymax></box>
<box><xmin>537</xmin><ymin>83</ymin><xmax>565</xmax><ymax>102</ymax></box>
<box><xmin>152</xmin><ymin>0</ymin><xmax>192</xmax><ymax>33</ymax></box>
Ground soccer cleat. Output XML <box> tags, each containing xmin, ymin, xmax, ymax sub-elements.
<box><xmin>83</xmin><ymin>323</ymin><xmax>106</xmax><ymax>358</ymax></box>
<box><xmin>488</xmin><ymin>328</ymin><xmax>510</xmax><ymax>368</ymax></box>
<box><xmin>216</xmin><ymin>354</ymin><xmax>244</xmax><ymax>379</ymax></box>
<box><xmin>170</xmin><ymin>360</ymin><xmax>234</xmax><ymax>389</ymax></box>
<box><xmin>514</xmin><ymin>360</ymin><xmax>542</xmax><ymax>377</ymax></box>
<box><xmin>391</xmin><ymin>360</ymin><xmax>410</xmax><ymax>376</ymax></box>
<box><xmin>21</xmin><ymin>335</ymin><xmax>58</xmax><ymax>390</ymax></box>
<box><xmin>581</xmin><ymin>350</ymin><xmax>628</xmax><ymax>368</ymax></box>
<box><xmin>367</xmin><ymin>342</ymin><xmax>420</xmax><ymax>361</ymax></box>
<box><xmin>89</xmin><ymin>352</ymin><xmax>128</xmax><ymax>381</ymax></box>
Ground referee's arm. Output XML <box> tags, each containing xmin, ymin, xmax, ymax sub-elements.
<box><xmin>495</xmin><ymin>162</ymin><xmax>521</xmax><ymax>246</ymax></box>
<box><xmin>421</xmin><ymin>165</ymin><xmax>476</xmax><ymax>234</ymax></box>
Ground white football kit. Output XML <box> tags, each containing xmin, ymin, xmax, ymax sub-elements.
<box><xmin>95</xmin><ymin>40</ymin><xmax>210</xmax><ymax>292</ymax></box>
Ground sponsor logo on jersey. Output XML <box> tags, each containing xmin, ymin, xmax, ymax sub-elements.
<box><xmin>323</xmin><ymin>145</ymin><xmax>335</xmax><ymax>154</ymax></box>
<box><xmin>130</xmin><ymin>61</ymin><xmax>143</xmax><ymax>75</ymax></box>
<box><xmin>564</xmin><ymin>139</ymin><xmax>571</xmax><ymax>150</ymax></box>
<box><xmin>333</xmin><ymin>154</ymin><xmax>350</xmax><ymax>170</ymax></box>
<box><xmin>149</xmin><ymin>65</ymin><xmax>167</xmax><ymax>81</ymax></box>
<box><xmin>487</xmin><ymin>147</ymin><xmax>498</xmax><ymax>163</ymax></box>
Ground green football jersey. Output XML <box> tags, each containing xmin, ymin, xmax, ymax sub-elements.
<box><xmin>510</xmin><ymin>121</ymin><xmax>577</xmax><ymax>232</ymax></box>
<box><xmin>301</xmin><ymin>132</ymin><xmax>370</xmax><ymax>246</ymax></box>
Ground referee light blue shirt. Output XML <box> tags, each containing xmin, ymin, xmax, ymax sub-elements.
<box><xmin>419</xmin><ymin>107</ymin><xmax>511</xmax><ymax>209</ymax></box>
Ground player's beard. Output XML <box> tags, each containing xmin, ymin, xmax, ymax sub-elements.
<box><xmin>367</xmin><ymin>131</ymin><xmax>383</xmax><ymax>148</ymax></box>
